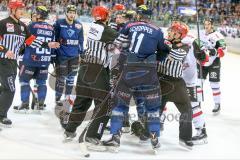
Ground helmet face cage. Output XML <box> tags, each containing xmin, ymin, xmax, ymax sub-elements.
<box><xmin>36</xmin><ymin>6</ymin><xmax>49</xmax><ymax>20</ymax></box>
<box><xmin>66</xmin><ymin>5</ymin><xmax>77</xmax><ymax>13</ymax></box>
<box><xmin>92</xmin><ymin>6</ymin><xmax>109</xmax><ymax>21</ymax></box>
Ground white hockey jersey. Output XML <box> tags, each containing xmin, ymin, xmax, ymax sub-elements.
<box><xmin>182</xmin><ymin>34</ymin><xmax>198</xmax><ymax>87</ymax></box>
<box><xmin>199</xmin><ymin>30</ymin><xmax>226</xmax><ymax>67</ymax></box>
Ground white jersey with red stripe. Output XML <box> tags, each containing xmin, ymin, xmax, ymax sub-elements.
<box><xmin>200</xmin><ymin>30</ymin><xmax>226</xmax><ymax>67</ymax></box>
<box><xmin>182</xmin><ymin>34</ymin><xmax>198</xmax><ymax>87</ymax></box>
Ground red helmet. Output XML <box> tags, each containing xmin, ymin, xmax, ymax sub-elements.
<box><xmin>113</xmin><ymin>4</ymin><xmax>125</xmax><ymax>11</ymax></box>
<box><xmin>8</xmin><ymin>0</ymin><xmax>25</xmax><ymax>9</ymax></box>
<box><xmin>92</xmin><ymin>6</ymin><xmax>109</xmax><ymax>21</ymax></box>
<box><xmin>170</xmin><ymin>22</ymin><xmax>189</xmax><ymax>39</ymax></box>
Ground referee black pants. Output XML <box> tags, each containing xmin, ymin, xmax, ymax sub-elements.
<box><xmin>65</xmin><ymin>63</ymin><xmax>111</xmax><ymax>140</ymax></box>
<box><xmin>159</xmin><ymin>74</ymin><xmax>192</xmax><ymax>141</ymax></box>
<box><xmin>0</xmin><ymin>59</ymin><xmax>17</xmax><ymax>119</ymax></box>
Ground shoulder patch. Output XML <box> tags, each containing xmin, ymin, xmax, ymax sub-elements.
<box><xmin>75</xmin><ymin>24</ymin><xmax>82</xmax><ymax>29</ymax></box>
<box><xmin>6</xmin><ymin>23</ymin><xmax>14</xmax><ymax>32</ymax></box>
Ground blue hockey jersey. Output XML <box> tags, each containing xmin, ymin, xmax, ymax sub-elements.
<box><xmin>54</xmin><ymin>19</ymin><xmax>84</xmax><ymax>58</ymax></box>
<box><xmin>116</xmin><ymin>21</ymin><xmax>168</xmax><ymax>59</ymax></box>
<box><xmin>22</xmin><ymin>21</ymin><xmax>55</xmax><ymax>67</ymax></box>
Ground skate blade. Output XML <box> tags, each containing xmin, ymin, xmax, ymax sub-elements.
<box><xmin>13</xmin><ymin>109</ymin><xmax>30</xmax><ymax>114</ymax></box>
<box><xmin>179</xmin><ymin>141</ymin><xmax>193</xmax><ymax>150</ymax></box>
<box><xmin>121</xmin><ymin>127</ymin><xmax>130</xmax><ymax>133</ymax></box>
<box><xmin>85</xmin><ymin>142</ymin><xmax>107</xmax><ymax>152</ymax></box>
<box><xmin>31</xmin><ymin>110</ymin><xmax>43</xmax><ymax>115</ymax></box>
<box><xmin>192</xmin><ymin>138</ymin><xmax>208</xmax><ymax>145</ymax></box>
<box><xmin>62</xmin><ymin>138</ymin><xmax>74</xmax><ymax>143</ymax></box>
<box><xmin>106</xmin><ymin>146</ymin><xmax>119</xmax><ymax>153</ymax></box>
<box><xmin>213</xmin><ymin>111</ymin><xmax>220</xmax><ymax>116</ymax></box>
<box><xmin>0</xmin><ymin>123</ymin><xmax>12</xmax><ymax>128</ymax></box>
<box><xmin>139</xmin><ymin>139</ymin><xmax>150</xmax><ymax>145</ymax></box>
<box><xmin>152</xmin><ymin>148</ymin><xmax>159</xmax><ymax>155</ymax></box>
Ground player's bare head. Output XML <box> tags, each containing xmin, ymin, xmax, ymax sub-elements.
<box><xmin>35</xmin><ymin>6</ymin><xmax>49</xmax><ymax>21</ymax></box>
<box><xmin>204</xmin><ymin>18</ymin><xmax>214</xmax><ymax>33</ymax></box>
<box><xmin>65</xmin><ymin>5</ymin><xmax>77</xmax><ymax>22</ymax></box>
<box><xmin>8</xmin><ymin>0</ymin><xmax>25</xmax><ymax>20</ymax></box>
<box><xmin>167</xmin><ymin>21</ymin><xmax>189</xmax><ymax>42</ymax></box>
<box><xmin>136</xmin><ymin>5</ymin><xmax>152</xmax><ymax>21</ymax></box>
<box><xmin>92</xmin><ymin>6</ymin><xmax>109</xmax><ymax>23</ymax></box>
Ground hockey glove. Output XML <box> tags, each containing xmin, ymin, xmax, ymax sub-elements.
<box><xmin>217</xmin><ymin>47</ymin><xmax>225</xmax><ymax>58</ymax></box>
<box><xmin>131</xmin><ymin>121</ymin><xmax>145</xmax><ymax>137</ymax></box>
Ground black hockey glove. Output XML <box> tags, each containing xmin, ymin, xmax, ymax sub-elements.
<box><xmin>131</xmin><ymin>121</ymin><xmax>145</xmax><ymax>137</ymax></box>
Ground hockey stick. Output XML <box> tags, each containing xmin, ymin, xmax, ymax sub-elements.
<box><xmin>195</xmin><ymin>0</ymin><xmax>204</xmax><ymax>101</ymax></box>
<box><xmin>78</xmin><ymin>70</ymin><xmax>123</xmax><ymax>158</ymax></box>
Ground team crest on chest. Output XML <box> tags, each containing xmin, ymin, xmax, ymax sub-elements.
<box><xmin>6</xmin><ymin>23</ymin><xmax>14</xmax><ymax>32</ymax></box>
<box><xmin>67</xmin><ymin>29</ymin><xmax>75</xmax><ymax>37</ymax></box>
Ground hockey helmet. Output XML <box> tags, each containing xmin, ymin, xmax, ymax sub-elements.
<box><xmin>66</xmin><ymin>5</ymin><xmax>77</xmax><ymax>13</ymax></box>
<box><xmin>113</xmin><ymin>4</ymin><xmax>126</xmax><ymax>11</ymax></box>
<box><xmin>8</xmin><ymin>0</ymin><xmax>25</xmax><ymax>9</ymax></box>
<box><xmin>92</xmin><ymin>6</ymin><xmax>109</xmax><ymax>21</ymax></box>
<box><xmin>36</xmin><ymin>6</ymin><xmax>49</xmax><ymax>19</ymax></box>
<box><xmin>136</xmin><ymin>5</ymin><xmax>152</xmax><ymax>16</ymax></box>
<box><xmin>169</xmin><ymin>21</ymin><xmax>189</xmax><ymax>39</ymax></box>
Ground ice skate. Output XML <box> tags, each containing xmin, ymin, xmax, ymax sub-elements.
<box><xmin>150</xmin><ymin>132</ymin><xmax>161</xmax><ymax>154</ymax></box>
<box><xmin>192</xmin><ymin>128</ymin><xmax>208</xmax><ymax>145</ymax></box>
<box><xmin>212</xmin><ymin>104</ymin><xmax>221</xmax><ymax>115</ymax></box>
<box><xmin>85</xmin><ymin>137</ymin><xmax>107</xmax><ymax>152</ymax></box>
<box><xmin>13</xmin><ymin>102</ymin><xmax>30</xmax><ymax>114</ymax></box>
<box><xmin>63</xmin><ymin>131</ymin><xmax>76</xmax><ymax>143</ymax></box>
<box><xmin>0</xmin><ymin>117</ymin><xmax>12</xmax><ymax>128</ymax></box>
<box><xmin>103</xmin><ymin>132</ymin><xmax>121</xmax><ymax>153</ymax></box>
<box><xmin>179</xmin><ymin>139</ymin><xmax>193</xmax><ymax>150</ymax></box>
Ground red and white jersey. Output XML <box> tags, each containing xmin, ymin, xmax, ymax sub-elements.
<box><xmin>199</xmin><ymin>30</ymin><xmax>226</xmax><ymax>67</ymax></box>
<box><xmin>182</xmin><ymin>34</ymin><xmax>198</xmax><ymax>87</ymax></box>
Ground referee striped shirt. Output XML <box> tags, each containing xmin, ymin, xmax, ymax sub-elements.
<box><xmin>157</xmin><ymin>44</ymin><xmax>189</xmax><ymax>78</ymax></box>
<box><xmin>0</xmin><ymin>17</ymin><xmax>46</xmax><ymax>60</ymax></box>
<box><xmin>84</xmin><ymin>22</ymin><xmax>118</xmax><ymax>67</ymax></box>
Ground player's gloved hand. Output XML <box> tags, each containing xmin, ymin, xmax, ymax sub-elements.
<box><xmin>217</xmin><ymin>47</ymin><xmax>225</xmax><ymax>58</ymax></box>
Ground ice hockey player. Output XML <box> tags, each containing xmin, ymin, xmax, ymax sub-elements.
<box><xmin>53</xmin><ymin>4</ymin><xmax>84</xmax><ymax>106</ymax></box>
<box><xmin>181</xmin><ymin>32</ymin><xmax>209</xmax><ymax>144</ymax></box>
<box><xmin>156</xmin><ymin>21</ymin><xmax>194</xmax><ymax>149</ymax></box>
<box><xmin>16</xmin><ymin>9</ymin><xmax>39</xmax><ymax>111</ymax></box>
<box><xmin>200</xmin><ymin>18</ymin><xmax>227</xmax><ymax>114</ymax></box>
<box><xmin>63</xmin><ymin>6</ymin><xmax>118</xmax><ymax>151</ymax></box>
<box><xmin>108</xmin><ymin>4</ymin><xmax>126</xmax><ymax>30</ymax></box>
<box><xmin>14</xmin><ymin>6</ymin><xmax>60</xmax><ymax>112</ymax></box>
<box><xmin>0</xmin><ymin>0</ymin><xmax>59</xmax><ymax>126</ymax></box>
<box><xmin>103</xmin><ymin>5</ymin><xmax>169</xmax><ymax>153</ymax></box>
<box><xmin>108</xmin><ymin>10</ymin><xmax>137</xmax><ymax>133</ymax></box>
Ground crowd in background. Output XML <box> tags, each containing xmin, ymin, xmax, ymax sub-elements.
<box><xmin>0</xmin><ymin>0</ymin><xmax>239</xmax><ymax>37</ymax></box>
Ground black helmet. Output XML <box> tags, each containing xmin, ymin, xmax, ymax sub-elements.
<box><xmin>136</xmin><ymin>5</ymin><xmax>152</xmax><ymax>16</ymax></box>
<box><xmin>36</xmin><ymin>6</ymin><xmax>49</xmax><ymax>19</ymax></box>
<box><xmin>66</xmin><ymin>5</ymin><xmax>77</xmax><ymax>13</ymax></box>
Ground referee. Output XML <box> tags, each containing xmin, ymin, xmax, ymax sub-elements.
<box><xmin>0</xmin><ymin>0</ymin><xmax>59</xmax><ymax>126</ymax></box>
<box><xmin>64</xmin><ymin>6</ymin><xmax>118</xmax><ymax>151</ymax></box>
<box><xmin>157</xmin><ymin>22</ymin><xmax>193</xmax><ymax>149</ymax></box>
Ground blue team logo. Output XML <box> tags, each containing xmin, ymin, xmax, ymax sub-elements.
<box><xmin>67</xmin><ymin>29</ymin><xmax>75</xmax><ymax>37</ymax></box>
